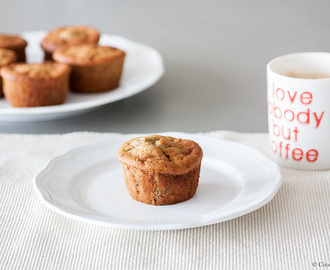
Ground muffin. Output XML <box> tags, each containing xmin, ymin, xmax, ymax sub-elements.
<box><xmin>53</xmin><ymin>44</ymin><xmax>125</xmax><ymax>93</ymax></box>
<box><xmin>0</xmin><ymin>61</ymin><xmax>71</xmax><ymax>107</ymax></box>
<box><xmin>117</xmin><ymin>135</ymin><xmax>203</xmax><ymax>205</ymax></box>
<box><xmin>0</xmin><ymin>48</ymin><xmax>17</xmax><ymax>97</ymax></box>
<box><xmin>41</xmin><ymin>25</ymin><xmax>100</xmax><ymax>60</ymax></box>
<box><xmin>0</xmin><ymin>34</ymin><xmax>27</xmax><ymax>62</ymax></box>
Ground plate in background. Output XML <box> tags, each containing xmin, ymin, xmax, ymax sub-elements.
<box><xmin>0</xmin><ymin>31</ymin><xmax>164</xmax><ymax>122</ymax></box>
<box><xmin>34</xmin><ymin>132</ymin><xmax>282</xmax><ymax>230</ymax></box>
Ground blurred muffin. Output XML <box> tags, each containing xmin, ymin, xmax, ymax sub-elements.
<box><xmin>0</xmin><ymin>34</ymin><xmax>27</xmax><ymax>62</ymax></box>
<box><xmin>0</xmin><ymin>48</ymin><xmax>17</xmax><ymax>97</ymax></box>
<box><xmin>41</xmin><ymin>25</ymin><xmax>100</xmax><ymax>60</ymax></box>
<box><xmin>0</xmin><ymin>61</ymin><xmax>71</xmax><ymax>107</ymax></box>
<box><xmin>53</xmin><ymin>44</ymin><xmax>125</xmax><ymax>93</ymax></box>
<box><xmin>117</xmin><ymin>135</ymin><xmax>203</xmax><ymax>205</ymax></box>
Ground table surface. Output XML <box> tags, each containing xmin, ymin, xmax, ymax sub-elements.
<box><xmin>1</xmin><ymin>131</ymin><xmax>329</xmax><ymax>270</ymax></box>
<box><xmin>1</xmin><ymin>0</ymin><xmax>330</xmax><ymax>135</ymax></box>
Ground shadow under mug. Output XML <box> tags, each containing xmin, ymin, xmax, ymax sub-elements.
<box><xmin>267</xmin><ymin>52</ymin><xmax>330</xmax><ymax>170</ymax></box>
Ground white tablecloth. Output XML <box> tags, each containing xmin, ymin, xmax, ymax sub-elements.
<box><xmin>1</xmin><ymin>131</ymin><xmax>329</xmax><ymax>270</ymax></box>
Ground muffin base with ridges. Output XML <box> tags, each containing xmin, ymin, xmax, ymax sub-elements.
<box><xmin>2</xmin><ymin>79</ymin><xmax>69</xmax><ymax>107</ymax></box>
<box><xmin>122</xmin><ymin>164</ymin><xmax>201</xmax><ymax>206</ymax></box>
<box><xmin>1</xmin><ymin>62</ymin><xmax>71</xmax><ymax>107</ymax></box>
<box><xmin>69</xmin><ymin>58</ymin><xmax>125</xmax><ymax>93</ymax></box>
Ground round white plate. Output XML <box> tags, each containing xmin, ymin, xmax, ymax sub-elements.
<box><xmin>0</xmin><ymin>31</ymin><xmax>164</xmax><ymax>122</ymax></box>
<box><xmin>34</xmin><ymin>132</ymin><xmax>282</xmax><ymax>230</ymax></box>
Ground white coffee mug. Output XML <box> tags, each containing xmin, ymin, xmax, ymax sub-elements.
<box><xmin>267</xmin><ymin>52</ymin><xmax>330</xmax><ymax>170</ymax></box>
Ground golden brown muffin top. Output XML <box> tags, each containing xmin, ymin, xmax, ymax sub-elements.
<box><xmin>0</xmin><ymin>61</ymin><xmax>71</xmax><ymax>83</ymax></box>
<box><xmin>0</xmin><ymin>34</ymin><xmax>28</xmax><ymax>49</ymax></box>
<box><xmin>0</xmin><ymin>48</ymin><xmax>17</xmax><ymax>66</ymax></box>
<box><xmin>40</xmin><ymin>25</ymin><xmax>100</xmax><ymax>53</ymax></box>
<box><xmin>53</xmin><ymin>44</ymin><xmax>125</xmax><ymax>66</ymax></box>
<box><xmin>117</xmin><ymin>135</ymin><xmax>203</xmax><ymax>175</ymax></box>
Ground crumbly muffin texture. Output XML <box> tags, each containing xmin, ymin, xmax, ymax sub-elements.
<box><xmin>117</xmin><ymin>135</ymin><xmax>203</xmax><ymax>205</ymax></box>
<box><xmin>53</xmin><ymin>44</ymin><xmax>125</xmax><ymax>66</ymax></box>
<box><xmin>1</xmin><ymin>62</ymin><xmax>71</xmax><ymax>81</ymax></box>
<box><xmin>41</xmin><ymin>25</ymin><xmax>100</xmax><ymax>53</ymax></box>
<box><xmin>118</xmin><ymin>135</ymin><xmax>203</xmax><ymax>174</ymax></box>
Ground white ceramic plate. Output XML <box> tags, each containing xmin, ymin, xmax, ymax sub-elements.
<box><xmin>34</xmin><ymin>132</ymin><xmax>282</xmax><ymax>230</ymax></box>
<box><xmin>0</xmin><ymin>31</ymin><xmax>164</xmax><ymax>122</ymax></box>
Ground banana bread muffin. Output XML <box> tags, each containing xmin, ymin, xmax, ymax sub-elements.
<box><xmin>53</xmin><ymin>44</ymin><xmax>125</xmax><ymax>93</ymax></box>
<box><xmin>0</xmin><ymin>61</ymin><xmax>71</xmax><ymax>107</ymax></box>
<box><xmin>41</xmin><ymin>25</ymin><xmax>100</xmax><ymax>60</ymax></box>
<box><xmin>117</xmin><ymin>135</ymin><xmax>203</xmax><ymax>205</ymax></box>
<box><xmin>0</xmin><ymin>34</ymin><xmax>27</xmax><ymax>62</ymax></box>
<box><xmin>0</xmin><ymin>48</ymin><xmax>17</xmax><ymax>97</ymax></box>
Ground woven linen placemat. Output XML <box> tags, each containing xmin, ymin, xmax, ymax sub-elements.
<box><xmin>0</xmin><ymin>131</ymin><xmax>329</xmax><ymax>270</ymax></box>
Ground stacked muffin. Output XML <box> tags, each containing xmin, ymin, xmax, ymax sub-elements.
<box><xmin>0</xmin><ymin>48</ymin><xmax>18</xmax><ymax>97</ymax></box>
<box><xmin>41</xmin><ymin>25</ymin><xmax>100</xmax><ymax>61</ymax></box>
<box><xmin>0</xmin><ymin>34</ymin><xmax>27</xmax><ymax>62</ymax></box>
<box><xmin>0</xmin><ymin>25</ymin><xmax>125</xmax><ymax>107</ymax></box>
<box><xmin>0</xmin><ymin>34</ymin><xmax>28</xmax><ymax>98</ymax></box>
